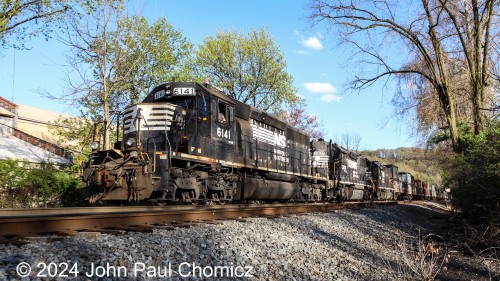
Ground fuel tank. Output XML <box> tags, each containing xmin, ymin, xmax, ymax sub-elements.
<box><xmin>243</xmin><ymin>177</ymin><xmax>299</xmax><ymax>200</ymax></box>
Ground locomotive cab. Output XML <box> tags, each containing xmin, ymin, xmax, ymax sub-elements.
<box><xmin>125</xmin><ymin>82</ymin><xmax>236</xmax><ymax>159</ymax></box>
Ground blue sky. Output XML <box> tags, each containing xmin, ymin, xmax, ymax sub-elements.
<box><xmin>0</xmin><ymin>0</ymin><xmax>414</xmax><ymax>150</ymax></box>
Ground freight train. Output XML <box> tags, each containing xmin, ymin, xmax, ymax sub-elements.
<box><xmin>81</xmin><ymin>81</ymin><xmax>447</xmax><ymax>204</ymax></box>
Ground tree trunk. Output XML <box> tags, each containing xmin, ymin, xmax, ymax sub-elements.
<box><xmin>438</xmin><ymin>86</ymin><xmax>461</xmax><ymax>152</ymax></box>
<box><xmin>472</xmin><ymin>82</ymin><xmax>485</xmax><ymax>135</ymax></box>
<box><xmin>103</xmin><ymin>99</ymin><xmax>110</xmax><ymax>150</ymax></box>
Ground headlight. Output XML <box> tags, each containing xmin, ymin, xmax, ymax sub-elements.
<box><xmin>126</xmin><ymin>138</ymin><xmax>135</xmax><ymax>147</ymax></box>
<box><xmin>91</xmin><ymin>141</ymin><xmax>99</xmax><ymax>150</ymax></box>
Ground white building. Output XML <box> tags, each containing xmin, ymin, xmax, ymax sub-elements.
<box><xmin>0</xmin><ymin>96</ymin><xmax>72</xmax><ymax>165</ymax></box>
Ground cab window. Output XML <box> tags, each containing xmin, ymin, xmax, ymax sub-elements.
<box><xmin>217</xmin><ymin>102</ymin><xmax>233</xmax><ymax>125</ymax></box>
<box><xmin>177</xmin><ymin>98</ymin><xmax>193</xmax><ymax>109</ymax></box>
<box><xmin>198</xmin><ymin>95</ymin><xmax>209</xmax><ymax>117</ymax></box>
<box><xmin>218</xmin><ymin>102</ymin><xmax>228</xmax><ymax>124</ymax></box>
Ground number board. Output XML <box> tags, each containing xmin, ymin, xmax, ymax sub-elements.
<box><xmin>173</xmin><ymin>87</ymin><xmax>196</xmax><ymax>96</ymax></box>
<box><xmin>216</xmin><ymin>126</ymin><xmax>234</xmax><ymax>144</ymax></box>
<box><xmin>154</xmin><ymin>90</ymin><xmax>165</xmax><ymax>100</ymax></box>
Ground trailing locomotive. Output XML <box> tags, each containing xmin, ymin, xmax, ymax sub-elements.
<box><xmin>82</xmin><ymin>82</ymin><xmax>330</xmax><ymax>204</ymax></box>
<box><xmin>82</xmin><ymin>81</ymin><xmax>448</xmax><ymax>204</ymax></box>
<box><xmin>310</xmin><ymin>140</ymin><xmax>398</xmax><ymax>201</ymax></box>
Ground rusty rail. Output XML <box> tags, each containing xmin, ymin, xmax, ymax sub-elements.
<box><xmin>0</xmin><ymin>201</ymin><xmax>396</xmax><ymax>237</ymax></box>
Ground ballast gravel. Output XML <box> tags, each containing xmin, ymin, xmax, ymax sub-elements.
<box><xmin>0</xmin><ymin>204</ymin><xmax>475</xmax><ymax>280</ymax></box>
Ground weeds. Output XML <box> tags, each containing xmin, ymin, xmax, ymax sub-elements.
<box><xmin>459</xmin><ymin>218</ymin><xmax>500</xmax><ymax>280</ymax></box>
<box><xmin>0</xmin><ymin>159</ymin><xmax>83</xmax><ymax>208</ymax></box>
<box><xmin>387</xmin><ymin>230</ymin><xmax>448</xmax><ymax>281</ymax></box>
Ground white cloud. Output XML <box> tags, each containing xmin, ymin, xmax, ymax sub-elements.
<box><xmin>304</xmin><ymin>82</ymin><xmax>340</xmax><ymax>103</ymax></box>
<box><xmin>295</xmin><ymin>31</ymin><xmax>323</xmax><ymax>51</ymax></box>
<box><xmin>301</xmin><ymin>36</ymin><xmax>323</xmax><ymax>50</ymax></box>
<box><xmin>320</xmin><ymin>93</ymin><xmax>341</xmax><ymax>102</ymax></box>
<box><xmin>304</xmin><ymin>82</ymin><xmax>337</xmax><ymax>94</ymax></box>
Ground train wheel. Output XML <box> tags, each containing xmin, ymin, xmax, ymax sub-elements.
<box><xmin>209</xmin><ymin>191</ymin><xmax>225</xmax><ymax>205</ymax></box>
<box><xmin>313</xmin><ymin>194</ymin><xmax>320</xmax><ymax>202</ymax></box>
<box><xmin>181</xmin><ymin>190</ymin><xmax>198</xmax><ymax>205</ymax></box>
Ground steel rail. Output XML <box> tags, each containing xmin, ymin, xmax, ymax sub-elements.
<box><xmin>0</xmin><ymin>201</ymin><xmax>396</xmax><ymax>237</ymax></box>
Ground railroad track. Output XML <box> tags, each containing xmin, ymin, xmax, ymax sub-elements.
<box><xmin>0</xmin><ymin>201</ymin><xmax>396</xmax><ymax>238</ymax></box>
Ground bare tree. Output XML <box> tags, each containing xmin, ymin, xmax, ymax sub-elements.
<box><xmin>395</xmin><ymin>58</ymin><xmax>475</xmax><ymax>145</ymax></box>
<box><xmin>309</xmin><ymin>0</ymin><xmax>499</xmax><ymax>152</ymax></box>
<box><xmin>487</xmin><ymin>37</ymin><xmax>500</xmax><ymax>117</ymax></box>
<box><xmin>337</xmin><ymin>131</ymin><xmax>362</xmax><ymax>152</ymax></box>
<box><xmin>438</xmin><ymin>0</ymin><xmax>497</xmax><ymax>134</ymax></box>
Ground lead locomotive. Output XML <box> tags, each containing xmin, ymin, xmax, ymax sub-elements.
<box><xmin>82</xmin><ymin>82</ymin><xmax>331</xmax><ymax>204</ymax></box>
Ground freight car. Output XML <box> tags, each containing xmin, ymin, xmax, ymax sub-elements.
<box><xmin>396</xmin><ymin>172</ymin><xmax>449</xmax><ymax>201</ymax></box>
<box><xmin>82</xmin><ymin>81</ymin><xmax>331</xmax><ymax>204</ymax></box>
<box><xmin>413</xmin><ymin>179</ymin><xmax>424</xmax><ymax>200</ymax></box>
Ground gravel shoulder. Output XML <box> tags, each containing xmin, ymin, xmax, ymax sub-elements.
<box><xmin>0</xmin><ymin>203</ymin><xmax>498</xmax><ymax>280</ymax></box>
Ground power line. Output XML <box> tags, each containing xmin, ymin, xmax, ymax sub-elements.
<box><xmin>11</xmin><ymin>50</ymin><xmax>15</xmax><ymax>101</ymax></box>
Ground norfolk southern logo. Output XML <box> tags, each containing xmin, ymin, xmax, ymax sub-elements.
<box><xmin>250</xmin><ymin>119</ymin><xmax>286</xmax><ymax>148</ymax></box>
<box><xmin>274</xmin><ymin>133</ymin><xmax>286</xmax><ymax>148</ymax></box>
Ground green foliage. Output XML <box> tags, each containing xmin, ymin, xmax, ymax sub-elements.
<box><xmin>0</xmin><ymin>160</ymin><xmax>83</xmax><ymax>208</ymax></box>
<box><xmin>427</xmin><ymin>121</ymin><xmax>477</xmax><ymax>151</ymax></box>
<box><xmin>49</xmin><ymin>116</ymin><xmax>92</xmax><ymax>167</ymax></box>
<box><xmin>0</xmin><ymin>159</ymin><xmax>27</xmax><ymax>191</ymax></box>
<box><xmin>444</xmin><ymin>121</ymin><xmax>500</xmax><ymax>227</ymax></box>
<box><xmin>428</xmin><ymin>131</ymin><xmax>448</xmax><ymax>146</ymax></box>
<box><xmin>116</xmin><ymin>15</ymin><xmax>195</xmax><ymax>103</ymax></box>
<box><xmin>56</xmin><ymin>170</ymin><xmax>85</xmax><ymax>207</ymax></box>
<box><xmin>456</xmin><ymin>121</ymin><xmax>479</xmax><ymax>152</ymax></box>
<box><xmin>195</xmin><ymin>27</ymin><xmax>299</xmax><ymax>111</ymax></box>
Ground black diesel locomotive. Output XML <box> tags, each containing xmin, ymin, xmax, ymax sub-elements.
<box><xmin>310</xmin><ymin>141</ymin><xmax>398</xmax><ymax>202</ymax></box>
<box><xmin>82</xmin><ymin>81</ymin><xmax>444</xmax><ymax>204</ymax></box>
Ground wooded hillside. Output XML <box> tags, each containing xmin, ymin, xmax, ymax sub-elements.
<box><xmin>361</xmin><ymin>147</ymin><xmax>443</xmax><ymax>186</ymax></box>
